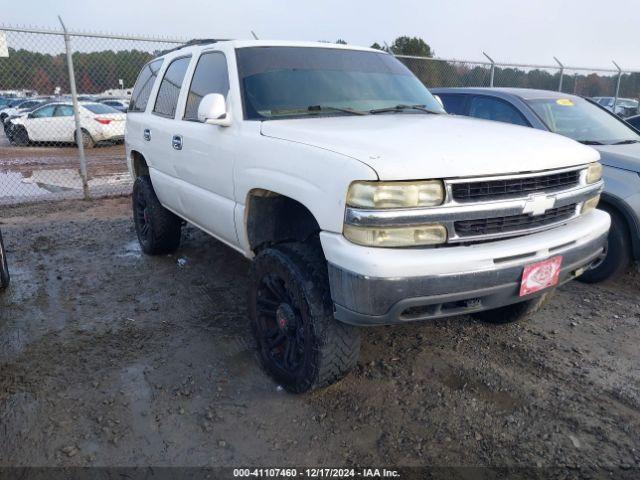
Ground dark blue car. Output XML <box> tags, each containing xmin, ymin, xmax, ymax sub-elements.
<box><xmin>432</xmin><ymin>87</ymin><xmax>640</xmax><ymax>283</ymax></box>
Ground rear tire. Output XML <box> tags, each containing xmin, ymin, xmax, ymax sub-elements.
<box><xmin>78</xmin><ymin>129</ymin><xmax>95</xmax><ymax>149</ymax></box>
<box><xmin>0</xmin><ymin>230</ymin><xmax>10</xmax><ymax>290</ymax></box>
<box><xmin>249</xmin><ymin>241</ymin><xmax>360</xmax><ymax>393</ymax></box>
<box><xmin>11</xmin><ymin>126</ymin><xmax>29</xmax><ymax>146</ymax></box>
<box><xmin>579</xmin><ymin>208</ymin><xmax>631</xmax><ymax>283</ymax></box>
<box><xmin>471</xmin><ymin>291</ymin><xmax>553</xmax><ymax>324</ymax></box>
<box><xmin>132</xmin><ymin>175</ymin><xmax>182</xmax><ymax>255</ymax></box>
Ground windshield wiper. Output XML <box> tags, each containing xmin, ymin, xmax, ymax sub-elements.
<box><xmin>577</xmin><ymin>140</ymin><xmax>605</xmax><ymax>145</ymax></box>
<box><xmin>369</xmin><ymin>104</ymin><xmax>442</xmax><ymax>115</ymax></box>
<box><xmin>306</xmin><ymin>105</ymin><xmax>366</xmax><ymax>116</ymax></box>
<box><xmin>612</xmin><ymin>139</ymin><xmax>639</xmax><ymax>145</ymax></box>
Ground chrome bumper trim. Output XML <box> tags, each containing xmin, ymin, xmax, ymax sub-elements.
<box><xmin>344</xmin><ymin>171</ymin><xmax>603</xmax><ymax>244</ymax></box>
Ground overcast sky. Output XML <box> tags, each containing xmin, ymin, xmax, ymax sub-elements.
<box><xmin>1</xmin><ymin>0</ymin><xmax>638</xmax><ymax>69</ymax></box>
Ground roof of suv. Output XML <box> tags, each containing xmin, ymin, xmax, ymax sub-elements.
<box><xmin>161</xmin><ymin>39</ymin><xmax>381</xmax><ymax>57</ymax></box>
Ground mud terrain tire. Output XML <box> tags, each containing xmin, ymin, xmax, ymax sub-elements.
<box><xmin>249</xmin><ymin>242</ymin><xmax>360</xmax><ymax>393</ymax></box>
<box><xmin>132</xmin><ymin>175</ymin><xmax>182</xmax><ymax>255</ymax></box>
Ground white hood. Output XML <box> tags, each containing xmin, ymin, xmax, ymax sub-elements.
<box><xmin>260</xmin><ymin>114</ymin><xmax>600</xmax><ymax>180</ymax></box>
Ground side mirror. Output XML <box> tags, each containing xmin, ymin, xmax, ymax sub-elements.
<box><xmin>27</xmin><ymin>112</ymin><xmax>34</xmax><ymax>119</ymax></box>
<box><xmin>198</xmin><ymin>93</ymin><xmax>231</xmax><ymax>126</ymax></box>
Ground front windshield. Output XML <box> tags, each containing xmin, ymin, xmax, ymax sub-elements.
<box><xmin>236</xmin><ymin>46</ymin><xmax>444</xmax><ymax>120</ymax></box>
<box><xmin>526</xmin><ymin>96</ymin><xmax>640</xmax><ymax>144</ymax></box>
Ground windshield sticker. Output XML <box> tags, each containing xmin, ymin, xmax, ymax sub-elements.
<box><xmin>556</xmin><ymin>99</ymin><xmax>574</xmax><ymax>106</ymax></box>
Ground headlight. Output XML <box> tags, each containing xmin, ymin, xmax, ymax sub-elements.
<box><xmin>586</xmin><ymin>162</ymin><xmax>603</xmax><ymax>184</ymax></box>
<box><xmin>343</xmin><ymin>224</ymin><xmax>447</xmax><ymax>247</ymax></box>
<box><xmin>581</xmin><ymin>194</ymin><xmax>600</xmax><ymax>214</ymax></box>
<box><xmin>347</xmin><ymin>180</ymin><xmax>444</xmax><ymax>209</ymax></box>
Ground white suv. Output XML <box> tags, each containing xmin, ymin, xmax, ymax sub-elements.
<box><xmin>125</xmin><ymin>40</ymin><xmax>609</xmax><ymax>393</ymax></box>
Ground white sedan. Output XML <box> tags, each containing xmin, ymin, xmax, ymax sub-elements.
<box><xmin>10</xmin><ymin>102</ymin><xmax>126</xmax><ymax>147</ymax></box>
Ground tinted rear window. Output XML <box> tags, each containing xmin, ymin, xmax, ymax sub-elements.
<box><xmin>437</xmin><ymin>93</ymin><xmax>468</xmax><ymax>115</ymax></box>
<box><xmin>129</xmin><ymin>59</ymin><xmax>163</xmax><ymax>112</ymax></box>
<box><xmin>154</xmin><ymin>56</ymin><xmax>191</xmax><ymax>117</ymax></box>
<box><xmin>627</xmin><ymin>116</ymin><xmax>640</xmax><ymax>129</ymax></box>
<box><xmin>83</xmin><ymin>104</ymin><xmax>121</xmax><ymax>114</ymax></box>
<box><xmin>468</xmin><ymin>96</ymin><xmax>530</xmax><ymax>127</ymax></box>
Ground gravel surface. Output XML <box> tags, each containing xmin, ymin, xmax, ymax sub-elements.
<box><xmin>0</xmin><ymin>197</ymin><xmax>639</xmax><ymax>471</ymax></box>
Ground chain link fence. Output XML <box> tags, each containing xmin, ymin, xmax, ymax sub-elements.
<box><xmin>0</xmin><ymin>25</ymin><xmax>185</xmax><ymax>205</ymax></box>
<box><xmin>397</xmin><ymin>55</ymin><xmax>640</xmax><ymax>110</ymax></box>
<box><xmin>1</xmin><ymin>25</ymin><xmax>640</xmax><ymax>205</ymax></box>
<box><xmin>397</xmin><ymin>56</ymin><xmax>494</xmax><ymax>88</ymax></box>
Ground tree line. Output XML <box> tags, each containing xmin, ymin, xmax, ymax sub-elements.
<box><xmin>0</xmin><ymin>47</ymin><xmax>157</xmax><ymax>95</ymax></box>
<box><xmin>0</xmin><ymin>36</ymin><xmax>638</xmax><ymax>99</ymax></box>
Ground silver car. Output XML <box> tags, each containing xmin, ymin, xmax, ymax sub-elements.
<box><xmin>432</xmin><ymin>87</ymin><xmax>640</xmax><ymax>282</ymax></box>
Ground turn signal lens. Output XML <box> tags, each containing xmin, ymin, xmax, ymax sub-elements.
<box><xmin>347</xmin><ymin>180</ymin><xmax>444</xmax><ymax>209</ymax></box>
<box><xmin>343</xmin><ymin>224</ymin><xmax>447</xmax><ymax>247</ymax></box>
<box><xmin>581</xmin><ymin>195</ymin><xmax>601</xmax><ymax>214</ymax></box>
<box><xmin>586</xmin><ymin>162</ymin><xmax>603</xmax><ymax>184</ymax></box>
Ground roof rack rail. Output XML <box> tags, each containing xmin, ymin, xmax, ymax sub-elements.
<box><xmin>160</xmin><ymin>38</ymin><xmax>232</xmax><ymax>56</ymax></box>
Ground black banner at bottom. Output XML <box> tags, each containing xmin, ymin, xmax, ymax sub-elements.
<box><xmin>0</xmin><ymin>467</ymin><xmax>638</xmax><ymax>480</ymax></box>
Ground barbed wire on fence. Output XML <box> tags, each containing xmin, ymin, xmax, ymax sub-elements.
<box><xmin>396</xmin><ymin>54</ymin><xmax>640</xmax><ymax>99</ymax></box>
<box><xmin>1</xmin><ymin>24</ymin><xmax>640</xmax><ymax>205</ymax></box>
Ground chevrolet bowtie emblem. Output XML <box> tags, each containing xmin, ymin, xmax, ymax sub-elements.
<box><xmin>522</xmin><ymin>194</ymin><xmax>555</xmax><ymax>216</ymax></box>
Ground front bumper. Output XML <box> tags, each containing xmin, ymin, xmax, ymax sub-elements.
<box><xmin>321</xmin><ymin>210</ymin><xmax>610</xmax><ymax>326</ymax></box>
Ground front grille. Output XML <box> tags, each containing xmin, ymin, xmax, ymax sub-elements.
<box><xmin>454</xmin><ymin>204</ymin><xmax>577</xmax><ymax>238</ymax></box>
<box><xmin>451</xmin><ymin>170</ymin><xmax>580</xmax><ymax>202</ymax></box>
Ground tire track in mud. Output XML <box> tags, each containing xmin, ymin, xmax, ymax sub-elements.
<box><xmin>0</xmin><ymin>197</ymin><xmax>639</xmax><ymax>468</ymax></box>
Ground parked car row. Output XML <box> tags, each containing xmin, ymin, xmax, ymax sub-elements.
<box><xmin>592</xmin><ymin>96</ymin><xmax>639</xmax><ymax>118</ymax></box>
<box><xmin>1</xmin><ymin>99</ymin><xmax>126</xmax><ymax>147</ymax></box>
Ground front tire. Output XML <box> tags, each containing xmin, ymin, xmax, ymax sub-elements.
<box><xmin>0</xmin><ymin>230</ymin><xmax>10</xmax><ymax>290</ymax></box>
<box><xmin>132</xmin><ymin>175</ymin><xmax>182</xmax><ymax>255</ymax></box>
<box><xmin>249</xmin><ymin>242</ymin><xmax>360</xmax><ymax>393</ymax></box>
<box><xmin>471</xmin><ymin>291</ymin><xmax>553</xmax><ymax>324</ymax></box>
<box><xmin>579</xmin><ymin>208</ymin><xmax>631</xmax><ymax>283</ymax></box>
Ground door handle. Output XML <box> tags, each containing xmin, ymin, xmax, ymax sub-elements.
<box><xmin>143</xmin><ymin>128</ymin><xmax>151</xmax><ymax>141</ymax></box>
<box><xmin>172</xmin><ymin>135</ymin><xmax>183</xmax><ymax>151</ymax></box>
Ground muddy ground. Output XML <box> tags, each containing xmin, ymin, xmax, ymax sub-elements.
<box><xmin>0</xmin><ymin>197</ymin><xmax>639</xmax><ymax>471</ymax></box>
<box><xmin>0</xmin><ymin>133</ymin><xmax>129</xmax><ymax>203</ymax></box>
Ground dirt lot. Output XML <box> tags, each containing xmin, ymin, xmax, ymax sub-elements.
<box><xmin>0</xmin><ymin>197</ymin><xmax>639</xmax><ymax>472</ymax></box>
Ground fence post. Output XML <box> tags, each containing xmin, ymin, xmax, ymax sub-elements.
<box><xmin>554</xmin><ymin>56</ymin><xmax>564</xmax><ymax>92</ymax></box>
<box><xmin>58</xmin><ymin>16</ymin><xmax>89</xmax><ymax>200</ymax></box>
<box><xmin>612</xmin><ymin>60</ymin><xmax>622</xmax><ymax>115</ymax></box>
<box><xmin>483</xmin><ymin>52</ymin><xmax>495</xmax><ymax>87</ymax></box>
